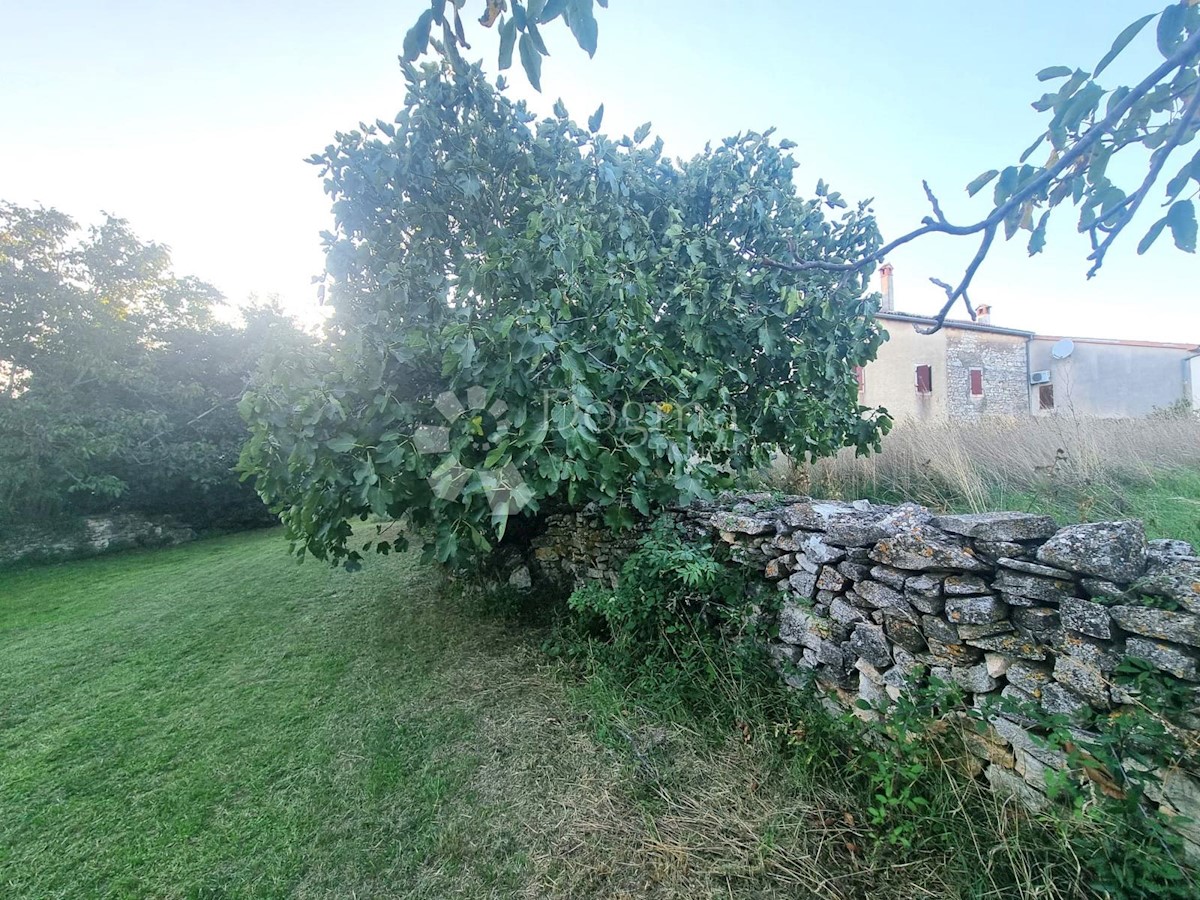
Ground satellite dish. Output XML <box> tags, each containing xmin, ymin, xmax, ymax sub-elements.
<box><xmin>1051</xmin><ymin>338</ymin><xmax>1075</xmax><ymax>360</ymax></box>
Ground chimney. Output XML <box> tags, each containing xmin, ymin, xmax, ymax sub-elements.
<box><xmin>879</xmin><ymin>263</ymin><xmax>895</xmax><ymax>313</ymax></box>
<box><xmin>976</xmin><ymin>304</ymin><xmax>992</xmax><ymax>325</ymax></box>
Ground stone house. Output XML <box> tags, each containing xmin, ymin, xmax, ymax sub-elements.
<box><xmin>859</xmin><ymin>265</ymin><xmax>1199</xmax><ymax>420</ymax></box>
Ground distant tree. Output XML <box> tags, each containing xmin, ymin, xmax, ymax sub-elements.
<box><xmin>403</xmin><ymin>1</ymin><xmax>1200</xmax><ymax>330</ymax></box>
<box><xmin>0</xmin><ymin>202</ymin><xmax>310</xmax><ymax>530</ymax></box>
<box><xmin>239</xmin><ymin>64</ymin><xmax>889</xmax><ymax>568</ymax></box>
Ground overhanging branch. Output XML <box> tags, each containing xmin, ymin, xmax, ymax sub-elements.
<box><xmin>752</xmin><ymin>27</ymin><xmax>1200</xmax><ymax>333</ymax></box>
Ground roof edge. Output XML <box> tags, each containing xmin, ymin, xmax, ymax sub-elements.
<box><xmin>877</xmin><ymin>312</ymin><xmax>1035</xmax><ymax>338</ymax></box>
<box><xmin>1033</xmin><ymin>334</ymin><xmax>1200</xmax><ymax>352</ymax></box>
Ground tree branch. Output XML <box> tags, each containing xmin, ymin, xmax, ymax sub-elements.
<box><xmin>752</xmin><ymin>27</ymin><xmax>1200</xmax><ymax>332</ymax></box>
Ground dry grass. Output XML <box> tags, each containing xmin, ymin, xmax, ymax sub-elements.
<box><xmin>762</xmin><ymin>415</ymin><xmax>1200</xmax><ymax>541</ymax></box>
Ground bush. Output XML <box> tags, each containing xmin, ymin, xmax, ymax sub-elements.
<box><xmin>0</xmin><ymin>203</ymin><xmax>310</xmax><ymax>533</ymax></box>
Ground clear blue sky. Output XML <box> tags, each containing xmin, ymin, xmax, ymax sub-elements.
<box><xmin>2</xmin><ymin>1</ymin><xmax>1195</xmax><ymax>341</ymax></box>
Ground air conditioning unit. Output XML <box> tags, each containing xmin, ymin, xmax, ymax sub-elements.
<box><xmin>1030</xmin><ymin>370</ymin><xmax>1052</xmax><ymax>385</ymax></box>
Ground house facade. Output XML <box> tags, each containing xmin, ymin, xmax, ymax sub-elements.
<box><xmin>1028</xmin><ymin>334</ymin><xmax>1200</xmax><ymax>417</ymax></box>
<box><xmin>860</xmin><ymin>265</ymin><xmax>1199</xmax><ymax>421</ymax></box>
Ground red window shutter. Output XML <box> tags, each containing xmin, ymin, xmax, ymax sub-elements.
<box><xmin>915</xmin><ymin>364</ymin><xmax>932</xmax><ymax>394</ymax></box>
<box><xmin>969</xmin><ymin>368</ymin><xmax>983</xmax><ymax>396</ymax></box>
<box><xmin>854</xmin><ymin>366</ymin><xmax>865</xmax><ymax>395</ymax></box>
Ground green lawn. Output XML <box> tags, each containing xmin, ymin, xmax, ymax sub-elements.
<box><xmin>6</xmin><ymin>529</ymin><xmax>866</xmax><ymax>899</ymax></box>
<box><xmin>0</xmin><ymin>530</ymin><xmax>619</xmax><ymax>898</ymax></box>
<box><xmin>5</xmin><ymin>526</ymin><xmax>1186</xmax><ymax>899</ymax></box>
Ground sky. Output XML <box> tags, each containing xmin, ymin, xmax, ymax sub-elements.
<box><xmin>1</xmin><ymin>1</ymin><xmax>1196</xmax><ymax>341</ymax></box>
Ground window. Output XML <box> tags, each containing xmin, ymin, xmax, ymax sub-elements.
<box><xmin>1039</xmin><ymin>384</ymin><xmax>1055</xmax><ymax>410</ymax></box>
<box><xmin>854</xmin><ymin>366</ymin><xmax>865</xmax><ymax>396</ymax></box>
<box><xmin>915</xmin><ymin>364</ymin><xmax>932</xmax><ymax>394</ymax></box>
<box><xmin>969</xmin><ymin>367</ymin><xmax>984</xmax><ymax>397</ymax></box>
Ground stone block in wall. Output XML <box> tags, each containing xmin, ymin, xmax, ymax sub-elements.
<box><xmin>931</xmin><ymin>512</ymin><xmax>1058</xmax><ymax>543</ymax></box>
<box><xmin>1037</xmin><ymin>520</ymin><xmax>1148</xmax><ymax>584</ymax></box>
<box><xmin>922</xmin><ymin>640</ymin><xmax>983</xmax><ymax>667</ymax></box>
<box><xmin>788</xmin><ymin>570</ymin><xmax>818</xmax><ymax>600</ymax></box>
<box><xmin>778</xmin><ymin>603</ymin><xmax>831</xmax><ymax>649</ymax></box>
<box><xmin>1012</xmin><ymin>607</ymin><xmax>1062</xmax><ymax>642</ymax></box>
<box><xmin>956</xmin><ymin>621</ymin><xmax>1014</xmax><ymax>640</ymax></box>
<box><xmin>1132</xmin><ymin>556</ymin><xmax>1200</xmax><ymax>615</ymax></box>
<box><xmin>792</xmin><ymin>552</ymin><xmax>820</xmax><ymax>574</ymax></box>
<box><xmin>1125</xmin><ymin>637</ymin><xmax>1200</xmax><ymax>681</ymax></box>
<box><xmin>1056</xmin><ymin>632</ymin><xmax>1120</xmax><ymax>672</ymax></box>
<box><xmin>869</xmin><ymin>564</ymin><xmax>908</xmax><ymax>591</ymax></box>
<box><xmin>962</xmin><ymin>722</ymin><xmax>1017</xmax><ymax>769</ymax></box>
<box><xmin>855</xmin><ymin>675</ymin><xmax>888</xmax><ymax>722</ymax></box>
<box><xmin>1007</xmin><ymin>661</ymin><xmax>1054</xmax><ymax>699</ymax></box>
<box><xmin>1053</xmin><ymin>656</ymin><xmax>1110</xmax><ymax>708</ymax></box>
<box><xmin>773</xmin><ymin>532</ymin><xmax>804</xmax><ymax>553</ymax></box>
<box><xmin>905</xmin><ymin>573</ymin><xmax>943</xmax><ymax>596</ymax></box>
<box><xmin>985</xmin><ymin>652</ymin><xmax>1010</xmax><ymax>678</ymax></box>
<box><xmin>870</xmin><ymin>527</ymin><xmax>990</xmax><ymax>572</ymax></box>
<box><xmin>1059</xmin><ymin>597</ymin><xmax>1113</xmax><ymax>639</ymax></box>
<box><xmin>996</xmin><ymin>557</ymin><xmax>1075</xmax><ymax>579</ymax></box>
<box><xmin>992</xmin><ymin>570</ymin><xmax>1076</xmax><ymax>605</ymax></box>
<box><xmin>974</xmin><ymin>540</ymin><xmax>1027</xmax><ymax>561</ymax></box>
<box><xmin>997</xmin><ymin>685</ymin><xmax>1042</xmax><ymax>726</ymax></box>
<box><xmin>945</xmin><ymin>595</ymin><xmax>1008</xmax><ymax>625</ymax></box>
<box><xmin>1149</xmin><ymin>538</ymin><xmax>1198</xmax><ymax>559</ymax></box>
<box><xmin>944</xmin><ymin>574</ymin><xmax>990</xmax><ymax>595</ymax></box>
<box><xmin>764</xmin><ymin>555</ymin><xmax>789</xmax><ymax>580</ymax></box>
<box><xmin>855</xmin><ymin>657</ymin><xmax>886</xmax><ymax>685</ymax></box>
<box><xmin>816</xmin><ymin>565</ymin><xmax>848</xmax><ymax>592</ymax></box>
<box><xmin>1040</xmin><ymin>682</ymin><xmax>1092</xmax><ymax>724</ymax></box>
<box><xmin>1110</xmin><ymin>605</ymin><xmax>1200</xmax><ymax>647</ymax></box>
<box><xmin>921</xmin><ymin>614</ymin><xmax>960</xmax><ymax>646</ymax></box>
<box><xmin>854</xmin><ymin>579</ymin><xmax>918</xmax><ymax>623</ymax></box>
<box><xmin>800</xmin><ymin>534</ymin><xmax>846</xmax><ymax>566</ymax></box>
<box><xmin>963</xmin><ymin>632</ymin><xmax>1048</xmax><ymax>661</ymax></box>
<box><xmin>1081</xmin><ymin>578</ymin><xmax>1125</xmax><ymax>601</ymax></box>
<box><xmin>830</xmin><ymin>597</ymin><xmax>868</xmax><ymax>626</ymax></box>
<box><xmin>711</xmin><ymin>513</ymin><xmax>773</xmax><ymax>535</ymax></box>
<box><xmin>849</xmin><ymin>623</ymin><xmax>892</xmax><ymax>669</ymax></box>
<box><xmin>780</xmin><ymin>500</ymin><xmax>889</xmax><ymax>546</ymax></box>
<box><xmin>986</xmin><ymin>764</ymin><xmax>1050</xmax><ymax>811</ymax></box>
<box><xmin>837</xmin><ymin>560</ymin><xmax>872</xmax><ymax>582</ymax></box>
<box><xmin>949</xmin><ymin>661</ymin><xmax>998</xmax><ymax>693</ymax></box>
<box><xmin>884</xmin><ymin>616</ymin><xmax>927</xmax><ymax>654</ymax></box>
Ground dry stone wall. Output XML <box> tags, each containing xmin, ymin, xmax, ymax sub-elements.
<box><xmin>0</xmin><ymin>514</ymin><xmax>196</xmax><ymax>569</ymax></box>
<box><xmin>528</xmin><ymin>494</ymin><xmax>1200</xmax><ymax>855</ymax></box>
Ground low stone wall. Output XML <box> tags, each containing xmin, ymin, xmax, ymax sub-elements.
<box><xmin>0</xmin><ymin>514</ymin><xmax>196</xmax><ymax>569</ymax></box>
<box><xmin>527</xmin><ymin>495</ymin><xmax>1200</xmax><ymax>855</ymax></box>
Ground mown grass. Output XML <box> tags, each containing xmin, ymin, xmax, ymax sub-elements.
<box><xmin>0</xmin><ymin>528</ymin><xmax>915</xmax><ymax>899</ymax></box>
<box><xmin>3</xmin><ymin>523</ymin><xmax>1194</xmax><ymax>899</ymax></box>
<box><xmin>0</xmin><ymin>530</ymin><xmax>581</xmax><ymax>898</ymax></box>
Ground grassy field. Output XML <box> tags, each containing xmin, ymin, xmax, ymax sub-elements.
<box><xmin>0</xmin><ymin>530</ymin><xmax>595</xmax><ymax>898</ymax></box>
<box><xmin>2</xmin><ymin>523</ymin><xmax>1191</xmax><ymax>898</ymax></box>
<box><xmin>766</xmin><ymin>416</ymin><xmax>1200</xmax><ymax>547</ymax></box>
<box><xmin>0</xmin><ymin>529</ymin><xmax>895</xmax><ymax>899</ymax></box>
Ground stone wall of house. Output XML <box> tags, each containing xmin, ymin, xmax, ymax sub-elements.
<box><xmin>526</xmin><ymin>495</ymin><xmax>1200</xmax><ymax>856</ymax></box>
<box><xmin>945</xmin><ymin>330</ymin><xmax>1030</xmax><ymax>419</ymax></box>
<box><xmin>0</xmin><ymin>514</ymin><xmax>196</xmax><ymax>569</ymax></box>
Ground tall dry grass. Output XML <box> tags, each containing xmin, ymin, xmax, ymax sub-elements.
<box><xmin>762</xmin><ymin>413</ymin><xmax>1200</xmax><ymax>527</ymax></box>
